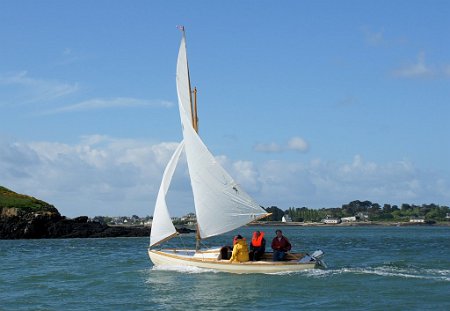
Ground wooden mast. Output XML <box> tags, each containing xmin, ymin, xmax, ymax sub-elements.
<box><xmin>190</xmin><ymin>86</ymin><xmax>201</xmax><ymax>249</ymax></box>
<box><xmin>193</xmin><ymin>87</ymin><xmax>198</xmax><ymax>132</ymax></box>
<box><xmin>192</xmin><ymin>87</ymin><xmax>201</xmax><ymax>249</ymax></box>
<box><xmin>179</xmin><ymin>26</ymin><xmax>197</xmax><ymax>133</ymax></box>
<box><xmin>181</xmin><ymin>27</ymin><xmax>201</xmax><ymax>248</ymax></box>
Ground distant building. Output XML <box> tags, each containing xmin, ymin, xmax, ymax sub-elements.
<box><xmin>282</xmin><ymin>215</ymin><xmax>292</xmax><ymax>222</ymax></box>
<box><xmin>409</xmin><ymin>217</ymin><xmax>425</xmax><ymax>223</ymax></box>
<box><xmin>356</xmin><ymin>212</ymin><xmax>369</xmax><ymax>221</ymax></box>
<box><xmin>181</xmin><ymin>212</ymin><xmax>196</xmax><ymax>221</ymax></box>
<box><xmin>341</xmin><ymin>216</ymin><xmax>357</xmax><ymax>222</ymax></box>
<box><xmin>144</xmin><ymin>220</ymin><xmax>152</xmax><ymax>226</ymax></box>
<box><xmin>322</xmin><ymin>216</ymin><xmax>341</xmax><ymax>224</ymax></box>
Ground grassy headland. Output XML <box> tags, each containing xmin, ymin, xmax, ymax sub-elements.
<box><xmin>0</xmin><ymin>186</ymin><xmax>58</xmax><ymax>214</ymax></box>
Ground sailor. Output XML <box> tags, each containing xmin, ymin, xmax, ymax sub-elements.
<box><xmin>271</xmin><ymin>229</ymin><xmax>292</xmax><ymax>261</ymax></box>
<box><xmin>250</xmin><ymin>231</ymin><xmax>266</xmax><ymax>261</ymax></box>
<box><xmin>229</xmin><ymin>235</ymin><xmax>249</xmax><ymax>263</ymax></box>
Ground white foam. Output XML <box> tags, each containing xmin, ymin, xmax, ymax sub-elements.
<box><xmin>265</xmin><ymin>268</ymin><xmax>329</xmax><ymax>276</ymax></box>
<box><xmin>151</xmin><ymin>265</ymin><xmax>218</xmax><ymax>274</ymax></box>
<box><xmin>307</xmin><ymin>266</ymin><xmax>450</xmax><ymax>282</ymax></box>
<box><xmin>148</xmin><ymin>264</ymin><xmax>450</xmax><ymax>281</ymax></box>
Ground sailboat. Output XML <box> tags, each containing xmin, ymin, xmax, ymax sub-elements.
<box><xmin>148</xmin><ymin>27</ymin><xmax>325</xmax><ymax>274</ymax></box>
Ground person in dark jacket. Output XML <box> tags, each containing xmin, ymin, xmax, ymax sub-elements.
<box><xmin>271</xmin><ymin>229</ymin><xmax>291</xmax><ymax>261</ymax></box>
<box><xmin>249</xmin><ymin>231</ymin><xmax>266</xmax><ymax>261</ymax></box>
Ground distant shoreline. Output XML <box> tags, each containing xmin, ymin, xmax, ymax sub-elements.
<box><xmin>112</xmin><ymin>221</ymin><xmax>450</xmax><ymax>230</ymax></box>
<box><xmin>247</xmin><ymin>221</ymin><xmax>450</xmax><ymax>227</ymax></box>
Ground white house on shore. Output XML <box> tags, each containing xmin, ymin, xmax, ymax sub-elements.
<box><xmin>144</xmin><ymin>220</ymin><xmax>153</xmax><ymax>226</ymax></box>
<box><xmin>409</xmin><ymin>217</ymin><xmax>425</xmax><ymax>223</ymax></box>
<box><xmin>341</xmin><ymin>216</ymin><xmax>357</xmax><ymax>222</ymax></box>
<box><xmin>356</xmin><ymin>212</ymin><xmax>369</xmax><ymax>221</ymax></box>
<box><xmin>322</xmin><ymin>216</ymin><xmax>341</xmax><ymax>224</ymax></box>
<box><xmin>282</xmin><ymin>215</ymin><xmax>292</xmax><ymax>222</ymax></box>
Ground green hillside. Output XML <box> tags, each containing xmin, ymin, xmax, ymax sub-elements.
<box><xmin>0</xmin><ymin>186</ymin><xmax>57</xmax><ymax>213</ymax></box>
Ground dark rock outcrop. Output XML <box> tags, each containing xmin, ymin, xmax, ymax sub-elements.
<box><xmin>0</xmin><ymin>210</ymin><xmax>153</xmax><ymax>239</ymax></box>
<box><xmin>0</xmin><ymin>208</ymin><xmax>194</xmax><ymax>239</ymax></box>
<box><xmin>0</xmin><ymin>211</ymin><xmax>145</xmax><ymax>239</ymax></box>
<box><xmin>0</xmin><ymin>187</ymin><xmax>195</xmax><ymax>239</ymax></box>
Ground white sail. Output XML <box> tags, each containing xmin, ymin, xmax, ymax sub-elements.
<box><xmin>149</xmin><ymin>141</ymin><xmax>184</xmax><ymax>247</ymax></box>
<box><xmin>176</xmin><ymin>33</ymin><xmax>268</xmax><ymax>239</ymax></box>
<box><xmin>176</xmin><ymin>32</ymin><xmax>193</xmax><ymax>122</ymax></box>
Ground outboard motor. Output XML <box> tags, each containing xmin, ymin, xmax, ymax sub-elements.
<box><xmin>299</xmin><ymin>249</ymin><xmax>327</xmax><ymax>268</ymax></box>
<box><xmin>310</xmin><ymin>249</ymin><xmax>324</xmax><ymax>259</ymax></box>
<box><xmin>311</xmin><ymin>249</ymin><xmax>327</xmax><ymax>268</ymax></box>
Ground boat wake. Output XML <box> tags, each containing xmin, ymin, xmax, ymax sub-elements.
<box><xmin>264</xmin><ymin>269</ymin><xmax>317</xmax><ymax>276</ymax></box>
<box><xmin>149</xmin><ymin>264</ymin><xmax>449</xmax><ymax>280</ymax></box>
<box><xmin>297</xmin><ymin>266</ymin><xmax>450</xmax><ymax>281</ymax></box>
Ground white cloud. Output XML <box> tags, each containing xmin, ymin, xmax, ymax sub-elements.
<box><xmin>259</xmin><ymin>155</ymin><xmax>449</xmax><ymax>209</ymax></box>
<box><xmin>1</xmin><ymin>139</ymin><xmax>448</xmax><ymax>217</ymax></box>
<box><xmin>287</xmin><ymin>137</ymin><xmax>309</xmax><ymax>152</ymax></box>
<box><xmin>231</xmin><ymin>160</ymin><xmax>260</xmax><ymax>192</ymax></box>
<box><xmin>393</xmin><ymin>52</ymin><xmax>433</xmax><ymax>78</ymax></box>
<box><xmin>361</xmin><ymin>26</ymin><xmax>411</xmax><ymax>47</ymax></box>
<box><xmin>254</xmin><ymin>136</ymin><xmax>309</xmax><ymax>153</ymax></box>
<box><xmin>254</xmin><ymin>142</ymin><xmax>282</xmax><ymax>153</ymax></box>
<box><xmin>0</xmin><ymin>71</ymin><xmax>172</xmax><ymax>114</ymax></box>
<box><xmin>0</xmin><ymin>136</ymin><xmax>185</xmax><ymax>217</ymax></box>
<box><xmin>392</xmin><ymin>52</ymin><xmax>450</xmax><ymax>79</ymax></box>
<box><xmin>0</xmin><ymin>71</ymin><xmax>79</xmax><ymax>105</ymax></box>
<box><xmin>42</xmin><ymin>97</ymin><xmax>173</xmax><ymax>115</ymax></box>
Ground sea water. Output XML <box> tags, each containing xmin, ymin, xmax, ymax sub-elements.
<box><xmin>1</xmin><ymin>226</ymin><xmax>449</xmax><ymax>310</ymax></box>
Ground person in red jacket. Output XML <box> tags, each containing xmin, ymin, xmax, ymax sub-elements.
<box><xmin>271</xmin><ymin>229</ymin><xmax>291</xmax><ymax>261</ymax></box>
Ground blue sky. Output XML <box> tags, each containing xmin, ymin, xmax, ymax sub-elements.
<box><xmin>1</xmin><ymin>1</ymin><xmax>449</xmax><ymax>217</ymax></box>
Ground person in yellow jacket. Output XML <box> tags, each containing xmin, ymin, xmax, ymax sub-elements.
<box><xmin>229</xmin><ymin>235</ymin><xmax>249</xmax><ymax>263</ymax></box>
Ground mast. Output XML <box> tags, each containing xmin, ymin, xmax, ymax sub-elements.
<box><xmin>179</xmin><ymin>26</ymin><xmax>198</xmax><ymax>134</ymax></box>
<box><xmin>193</xmin><ymin>86</ymin><xmax>201</xmax><ymax>249</ymax></box>
<box><xmin>192</xmin><ymin>87</ymin><xmax>201</xmax><ymax>249</ymax></box>
<box><xmin>192</xmin><ymin>87</ymin><xmax>198</xmax><ymax>132</ymax></box>
<box><xmin>190</xmin><ymin>85</ymin><xmax>201</xmax><ymax>247</ymax></box>
<box><xmin>178</xmin><ymin>26</ymin><xmax>201</xmax><ymax>248</ymax></box>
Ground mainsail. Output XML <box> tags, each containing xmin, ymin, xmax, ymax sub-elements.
<box><xmin>176</xmin><ymin>30</ymin><xmax>268</xmax><ymax>239</ymax></box>
<box><xmin>149</xmin><ymin>141</ymin><xmax>184</xmax><ymax>247</ymax></box>
<box><xmin>176</xmin><ymin>33</ymin><xmax>194</xmax><ymax>125</ymax></box>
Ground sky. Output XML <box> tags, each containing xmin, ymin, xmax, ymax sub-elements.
<box><xmin>1</xmin><ymin>1</ymin><xmax>449</xmax><ymax>217</ymax></box>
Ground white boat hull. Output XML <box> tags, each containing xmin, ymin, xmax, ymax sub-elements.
<box><xmin>148</xmin><ymin>248</ymin><xmax>320</xmax><ymax>274</ymax></box>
